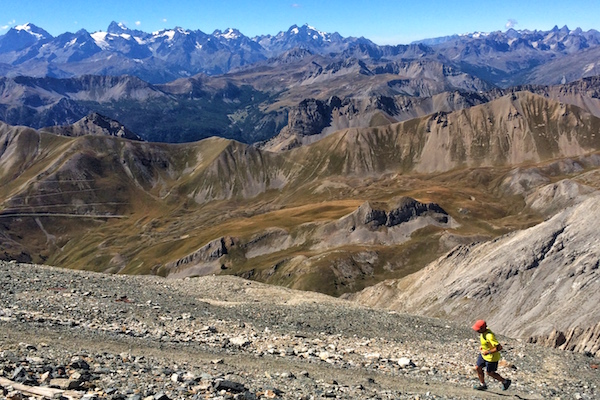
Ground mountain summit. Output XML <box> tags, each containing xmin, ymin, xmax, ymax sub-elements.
<box><xmin>1</xmin><ymin>22</ymin><xmax>598</xmax><ymax>85</ymax></box>
<box><xmin>0</xmin><ymin>23</ymin><xmax>52</xmax><ymax>53</ymax></box>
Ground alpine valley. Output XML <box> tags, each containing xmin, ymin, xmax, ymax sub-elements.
<box><xmin>1</xmin><ymin>21</ymin><xmax>600</xmax><ymax>362</ymax></box>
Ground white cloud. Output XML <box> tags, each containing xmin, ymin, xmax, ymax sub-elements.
<box><xmin>1</xmin><ymin>19</ymin><xmax>15</xmax><ymax>31</ymax></box>
<box><xmin>506</xmin><ymin>19</ymin><xmax>518</xmax><ymax>29</ymax></box>
<box><xmin>135</xmin><ymin>21</ymin><xmax>141</xmax><ymax>26</ymax></box>
<box><xmin>1</xmin><ymin>19</ymin><xmax>16</xmax><ymax>31</ymax></box>
<box><xmin>162</xmin><ymin>18</ymin><xmax>167</xmax><ymax>22</ymax></box>
<box><xmin>291</xmin><ymin>3</ymin><xmax>301</xmax><ymax>7</ymax></box>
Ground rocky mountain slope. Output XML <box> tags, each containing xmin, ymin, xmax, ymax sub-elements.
<box><xmin>517</xmin><ymin>76</ymin><xmax>600</xmax><ymax>118</ymax></box>
<box><xmin>0</xmin><ymin>54</ymin><xmax>494</xmax><ymax>144</ymax></box>
<box><xmin>0</xmin><ymin>260</ymin><xmax>598</xmax><ymax>399</ymax></box>
<box><xmin>347</xmin><ymin>194</ymin><xmax>600</xmax><ymax>357</ymax></box>
<box><xmin>3</xmin><ymin>64</ymin><xmax>600</xmax><ymax>148</ymax></box>
<box><xmin>2</xmin><ymin>91</ymin><xmax>600</xmax><ymax>298</ymax></box>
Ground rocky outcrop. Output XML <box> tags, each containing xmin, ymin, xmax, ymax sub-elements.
<box><xmin>263</xmin><ymin>97</ymin><xmax>337</xmax><ymax>151</ymax></box>
<box><xmin>163</xmin><ymin>237</ymin><xmax>237</xmax><ymax>278</ymax></box>
<box><xmin>42</xmin><ymin>112</ymin><xmax>143</xmax><ymax>140</ymax></box>
<box><xmin>354</xmin><ymin>198</ymin><xmax>449</xmax><ymax>229</ymax></box>
<box><xmin>285</xmin><ymin>98</ymin><xmax>333</xmax><ymax>135</ymax></box>
<box><xmin>529</xmin><ymin>322</ymin><xmax>600</xmax><ymax>356</ymax></box>
<box><xmin>261</xmin><ymin>90</ymin><xmax>497</xmax><ymax>152</ymax></box>
<box><xmin>313</xmin><ymin>197</ymin><xmax>454</xmax><ymax>249</ymax></box>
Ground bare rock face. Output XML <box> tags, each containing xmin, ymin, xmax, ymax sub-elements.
<box><xmin>525</xmin><ymin>179</ymin><xmax>595</xmax><ymax>215</ymax></box>
<box><xmin>163</xmin><ymin>237</ymin><xmax>237</xmax><ymax>278</ymax></box>
<box><xmin>529</xmin><ymin>322</ymin><xmax>600</xmax><ymax>355</ymax></box>
<box><xmin>348</xmin><ymin>194</ymin><xmax>600</xmax><ymax>356</ymax></box>
<box><xmin>42</xmin><ymin>112</ymin><xmax>143</xmax><ymax>141</ymax></box>
<box><xmin>354</xmin><ymin>198</ymin><xmax>449</xmax><ymax>229</ymax></box>
<box><xmin>313</xmin><ymin>197</ymin><xmax>455</xmax><ymax>249</ymax></box>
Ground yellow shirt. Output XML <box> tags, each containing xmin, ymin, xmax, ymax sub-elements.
<box><xmin>480</xmin><ymin>329</ymin><xmax>502</xmax><ymax>362</ymax></box>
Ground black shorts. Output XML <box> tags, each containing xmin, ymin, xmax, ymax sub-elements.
<box><xmin>477</xmin><ymin>354</ymin><xmax>498</xmax><ymax>372</ymax></box>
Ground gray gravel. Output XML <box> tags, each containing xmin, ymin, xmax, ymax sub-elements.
<box><xmin>0</xmin><ymin>260</ymin><xmax>598</xmax><ymax>399</ymax></box>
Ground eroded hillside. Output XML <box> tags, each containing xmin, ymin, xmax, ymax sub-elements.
<box><xmin>2</xmin><ymin>92</ymin><xmax>600</xmax><ymax>298</ymax></box>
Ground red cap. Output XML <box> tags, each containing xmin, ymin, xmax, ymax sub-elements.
<box><xmin>472</xmin><ymin>320</ymin><xmax>487</xmax><ymax>331</ymax></box>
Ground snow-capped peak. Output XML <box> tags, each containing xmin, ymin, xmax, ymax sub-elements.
<box><xmin>216</xmin><ymin>28</ymin><xmax>241</xmax><ymax>40</ymax></box>
<box><xmin>304</xmin><ymin>24</ymin><xmax>320</xmax><ymax>33</ymax></box>
<box><xmin>460</xmin><ymin>31</ymin><xmax>491</xmax><ymax>39</ymax></box>
<box><xmin>14</xmin><ymin>23</ymin><xmax>51</xmax><ymax>40</ymax></box>
<box><xmin>107</xmin><ymin>21</ymin><xmax>129</xmax><ymax>34</ymax></box>
<box><xmin>287</xmin><ymin>24</ymin><xmax>329</xmax><ymax>41</ymax></box>
<box><xmin>15</xmin><ymin>23</ymin><xmax>32</xmax><ymax>31</ymax></box>
<box><xmin>151</xmin><ymin>27</ymin><xmax>189</xmax><ymax>41</ymax></box>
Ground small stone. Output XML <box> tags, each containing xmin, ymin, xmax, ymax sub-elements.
<box><xmin>154</xmin><ymin>392</ymin><xmax>170</xmax><ymax>400</ymax></box>
<box><xmin>214</xmin><ymin>380</ymin><xmax>247</xmax><ymax>393</ymax></box>
<box><xmin>39</xmin><ymin>371</ymin><xmax>50</xmax><ymax>383</ymax></box>
<box><xmin>6</xmin><ymin>391</ymin><xmax>24</xmax><ymax>400</ymax></box>
<box><xmin>11</xmin><ymin>366</ymin><xmax>26</xmax><ymax>380</ymax></box>
<box><xmin>398</xmin><ymin>357</ymin><xmax>415</xmax><ymax>368</ymax></box>
<box><xmin>229</xmin><ymin>336</ymin><xmax>251</xmax><ymax>347</ymax></box>
<box><xmin>49</xmin><ymin>378</ymin><xmax>72</xmax><ymax>390</ymax></box>
<box><xmin>364</xmin><ymin>352</ymin><xmax>381</xmax><ymax>360</ymax></box>
<box><xmin>70</xmin><ymin>357</ymin><xmax>90</xmax><ymax>370</ymax></box>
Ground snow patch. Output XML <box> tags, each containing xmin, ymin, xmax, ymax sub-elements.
<box><xmin>306</xmin><ymin>24</ymin><xmax>328</xmax><ymax>40</ymax></box>
<box><xmin>91</xmin><ymin>32</ymin><xmax>110</xmax><ymax>50</ymax></box>
<box><xmin>161</xmin><ymin>30</ymin><xmax>176</xmax><ymax>41</ymax></box>
<box><xmin>15</xmin><ymin>23</ymin><xmax>45</xmax><ymax>39</ymax></box>
<box><xmin>584</xmin><ymin>63</ymin><xmax>597</xmax><ymax>73</ymax></box>
<box><xmin>217</xmin><ymin>28</ymin><xmax>240</xmax><ymax>40</ymax></box>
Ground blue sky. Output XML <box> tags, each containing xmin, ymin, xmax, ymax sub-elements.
<box><xmin>1</xmin><ymin>0</ymin><xmax>598</xmax><ymax>45</ymax></box>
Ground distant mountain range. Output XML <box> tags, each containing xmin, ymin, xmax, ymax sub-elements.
<box><xmin>1</xmin><ymin>22</ymin><xmax>600</xmax><ymax>87</ymax></box>
<box><xmin>0</xmin><ymin>22</ymin><xmax>372</xmax><ymax>83</ymax></box>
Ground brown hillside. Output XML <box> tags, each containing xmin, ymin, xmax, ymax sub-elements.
<box><xmin>2</xmin><ymin>92</ymin><xmax>600</xmax><ymax>297</ymax></box>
